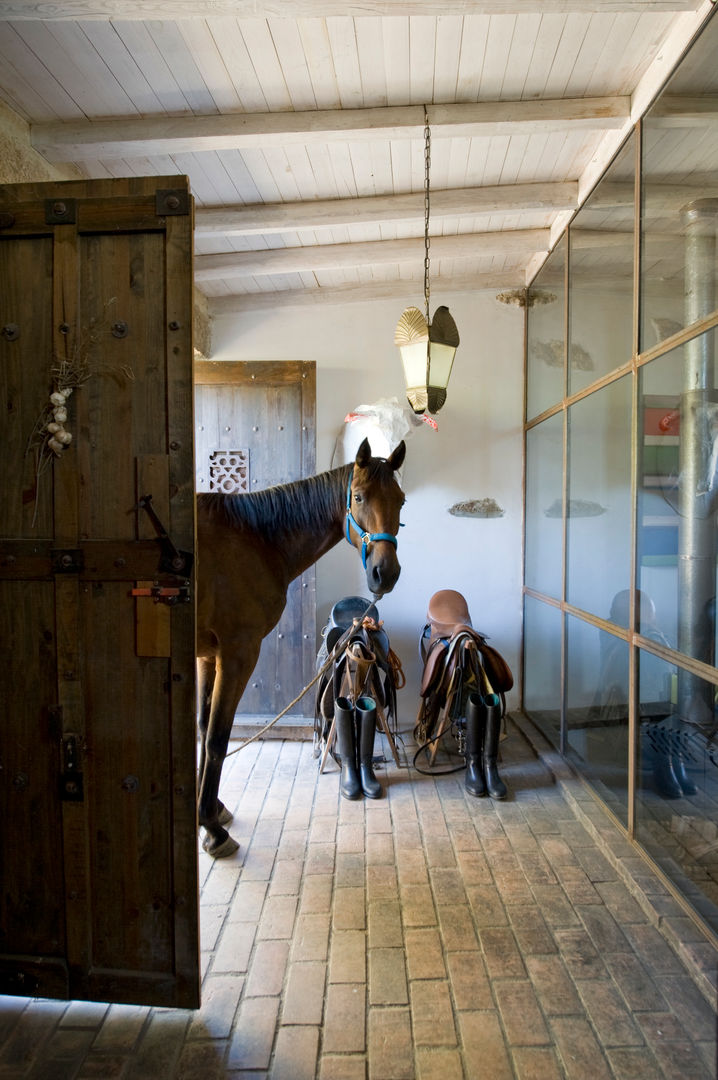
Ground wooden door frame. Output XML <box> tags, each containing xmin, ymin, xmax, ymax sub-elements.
<box><xmin>194</xmin><ymin>359</ymin><xmax>317</xmax><ymax>737</ymax></box>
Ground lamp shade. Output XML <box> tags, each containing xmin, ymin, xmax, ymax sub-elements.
<box><xmin>395</xmin><ymin>304</ymin><xmax>459</xmax><ymax>414</ymax></box>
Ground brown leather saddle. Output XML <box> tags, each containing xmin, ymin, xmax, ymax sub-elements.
<box><xmin>415</xmin><ymin>589</ymin><xmax>513</xmax><ymax>755</ymax></box>
<box><xmin>315</xmin><ymin>596</ymin><xmax>402</xmax><ymax>767</ymax></box>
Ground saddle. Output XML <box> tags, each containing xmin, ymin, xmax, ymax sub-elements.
<box><xmin>416</xmin><ymin>589</ymin><xmax>513</xmax><ymax>755</ymax></box>
<box><xmin>315</xmin><ymin>596</ymin><xmax>403</xmax><ymax>769</ymax></box>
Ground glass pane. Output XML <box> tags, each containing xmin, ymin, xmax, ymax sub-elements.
<box><xmin>523</xmin><ymin>596</ymin><xmax>562</xmax><ymax>749</ymax></box>
<box><xmin>526</xmin><ymin>238</ymin><xmax>566</xmax><ymax>420</ymax></box>
<box><xmin>637</xmin><ymin>656</ymin><xmax>718</xmax><ymax>937</ymax></box>
<box><xmin>569</xmin><ymin>135</ymin><xmax>635</xmax><ymax>396</ymax></box>
<box><xmin>567</xmin><ymin>376</ymin><xmax>632</xmax><ymax>621</ymax></box>
<box><xmin>640</xmin><ymin>17</ymin><xmax>718</xmax><ymax>351</ymax></box>
<box><xmin>525</xmin><ymin>414</ymin><xmax>563</xmax><ymax>600</ymax></box>
<box><xmin>566</xmin><ymin>614</ymin><xmax>629</xmax><ymax>826</ymax></box>
<box><xmin>638</xmin><ymin>331</ymin><xmax>718</xmax><ymax>671</ymax></box>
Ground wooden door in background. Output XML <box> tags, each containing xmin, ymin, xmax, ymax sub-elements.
<box><xmin>194</xmin><ymin>360</ymin><xmax>316</xmax><ymax>727</ymax></box>
<box><xmin>0</xmin><ymin>176</ymin><xmax>198</xmax><ymax>1006</ymax></box>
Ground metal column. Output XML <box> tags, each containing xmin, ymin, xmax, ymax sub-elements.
<box><xmin>677</xmin><ymin>199</ymin><xmax>718</xmax><ymax>726</ymax></box>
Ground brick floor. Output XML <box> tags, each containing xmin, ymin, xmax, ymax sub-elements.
<box><xmin>1</xmin><ymin>716</ymin><xmax>717</xmax><ymax>1078</ymax></box>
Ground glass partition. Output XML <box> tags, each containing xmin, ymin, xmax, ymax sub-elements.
<box><xmin>569</xmin><ymin>135</ymin><xmax>636</xmax><ymax>396</ymax></box>
<box><xmin>524</xmin><ymin>11</ymin><xmax>718</xmax><ymax>941</ymax></box>
<box><xmin>566</xmin><ymin>613</ymin><xmax>629</xmax><ymax>826</ymax></box>
<box><xmin>638</xmin><ymin>331</ymin><xmax>718</xmax><ymax>672</ymax></box>
<box><xmin>640</xmin><ymin>26</ymin><xmax>718</xmax><ymax>352</ymax></box>
<box><xmin>526</xmin><ymin>238</ymin><xmax>566</xmax><ymax>420</ymax></box>
<box><xmin>525</xmin><ymin>414</ymin><xmax>563</xmax><ymax>600</ymax></box>
<box><xmin>566</xmin><ymin>376</ymin><xmax>632</xmax><ymax>622</ymax></box>
<box><xmin>637</xmin><ymin>656</ymin><xmax>718</xmax><ymax>932</ymax></box>
<box><xmin>523</xmin><ymin>596</ymin><xmax>562</xmax><ymax>746</ymax></box>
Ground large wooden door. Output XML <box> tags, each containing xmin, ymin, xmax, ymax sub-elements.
<box><xmin>195</xmin><ymin>360</ymin><xmax>316</xmax><ymax>726</ymax></box>
<box><xmin>0</xmin><ymin>176</ymin><xmax>199</xmax><ymax>1007</ymax></box>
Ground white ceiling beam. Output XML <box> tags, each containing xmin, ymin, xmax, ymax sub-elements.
<box><xmin>195</xmin><ymin>182</ymin><xmax>578</xmax><ymax>237</ymax></box>
<box><xmin>31</xmin><ymin>99</ymin><xmax>629</xmax><ymax>162</ymax></box>
<box><xmin>195</xmin><ymin>228</ymin><xmax>550</xmax><ymax>281</ymax></box>
<box><xmin>650</xmin><ymin>94</ymin><xmax>718</xmax><ymax>126</ymax></box>
<box><xmin>207</xmin><ymin>270</ymin><xmax>525</xmax><ymax>314</ymax></box>
<box><xmin>0</xmin><ymin>1</ymin><xmax>702</xmax><ymax>16</ymax></box>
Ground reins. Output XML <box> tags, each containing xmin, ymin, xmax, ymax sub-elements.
<box><xmin>224</xmin><ymin>597</ymin><xmax>380</xmax><ymax>756</ymax></box>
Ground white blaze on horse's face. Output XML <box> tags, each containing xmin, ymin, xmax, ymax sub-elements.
<box><xmin>349</xmin><ymin>438</ymin><xmax>406</xmax><ymax>596</ymax></box>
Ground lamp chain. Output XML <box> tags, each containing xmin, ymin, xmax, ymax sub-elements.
<box><xmin>423</xmin><ymin>106</ymin><xmax>431</xmax><ymax>326</ymax></box>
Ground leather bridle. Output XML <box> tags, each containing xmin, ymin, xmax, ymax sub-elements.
<box><xmin>345</xmin><ymin>472</ymin><xmax>399</xmax><ymax>569</ymax></box>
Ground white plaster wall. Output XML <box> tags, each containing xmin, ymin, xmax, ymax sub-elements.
<box><xmin>211</xmin><ymin>289</ymin><xmax>525</xmax><ymax>721</ymax></box>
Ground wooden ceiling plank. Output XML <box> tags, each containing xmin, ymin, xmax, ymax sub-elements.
<box><xmin>0</xmin><ymin>2</ymin><xmax>702</xmax><ymax>18</ymax></box>
<box><xmin>30</xmin><ymin>97</ymin><xmax>632</xmax><ymax>160</ymax></box>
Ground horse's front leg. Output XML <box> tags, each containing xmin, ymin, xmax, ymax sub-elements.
<box><xmin>198</xmin><ymin>649</ymin><xmax>258</xmax><ymax>858</ymax></box>
<box><xmin>197</xmin><ymin>656</ymin><xmax>232</xmax><ymax>826</ymax></box>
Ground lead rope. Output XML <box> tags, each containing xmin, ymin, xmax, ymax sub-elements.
<box><xmin>223</xmin><ymin>597</ymin><xmax>380</xmax><ymax>757</ymax></box>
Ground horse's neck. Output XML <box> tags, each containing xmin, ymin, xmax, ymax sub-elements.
<box><xmin>274</xmin><ymin>464</ymin><xmax>350</xmax><ymax>581</ymax></box>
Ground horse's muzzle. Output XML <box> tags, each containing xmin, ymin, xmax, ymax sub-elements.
<box><xmin>365</xmin><ymin>547</ymin><xmax>401</xmax><ymax>595</ymax></box>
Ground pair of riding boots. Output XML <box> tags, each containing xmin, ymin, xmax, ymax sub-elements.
<box><xmin>643</xmin><ymin>724</ymin><xmax>697</xmax><ymax>799</ymax></box>
<box><xmin>464</xmin><ymin>690</ymin><xmax>507</xmax><ymax>800</ymax></box>
<box><xmin>335</xmin><ymin>695</ymin><xmax>382</xmax><ymax>800</ymax></box>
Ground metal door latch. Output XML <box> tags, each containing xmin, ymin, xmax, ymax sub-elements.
<box><xmin>131</xmin><ymin>582</ymin><xmax>191</xmax><ymax>605</ymax></box>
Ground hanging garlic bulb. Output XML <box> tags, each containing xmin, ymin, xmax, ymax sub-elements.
<box><xmin>45</xmin><ymin>385</ymin><xmax>74</xmax><ymax>457</ymax></box>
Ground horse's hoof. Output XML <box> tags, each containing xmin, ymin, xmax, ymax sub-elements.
<box><xmin>202</xmin><ymin>831</ymin><xmax>239</xmax><ymax>859</ymax></box>
<box><xmin>217</xmin><ymin>801</ymin><xmax>234</xmax><ymax>826</ymax></box>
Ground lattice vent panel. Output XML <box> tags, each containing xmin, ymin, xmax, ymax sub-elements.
<box><xmin>197</xmin><ymin>449</ymin><xmax>250</xmax><ymax>494</ymax></box>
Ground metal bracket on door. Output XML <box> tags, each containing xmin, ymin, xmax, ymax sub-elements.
<box><xmin>59</xmin><ymin>733</ymin><xmax>84</xmax><ymax>802</ymax></box>
<box><xmin>138</xmin><ymin>494</ymin><xmax>194</xmax><ymax>576</ymax></box>
<box><xmin>52</xmin><ymin>549</ymin><xmax>85</xmax><ymax>574</ymax></box>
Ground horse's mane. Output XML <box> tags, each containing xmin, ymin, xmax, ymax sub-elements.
<box><xmin>197</xmin><ymin>462</ymin><xmax>353</xmax><ymax>542</ymax></box>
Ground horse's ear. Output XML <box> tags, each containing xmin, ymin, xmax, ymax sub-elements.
<box><xmin>355</xmin><ymin>438</ymin><xmax>372</xmax><ymax>467</ymax></box>
<box><xmin>387</xmin><ymin>440</ymin><xmax>406</xmax><ymax>472</ymax></box>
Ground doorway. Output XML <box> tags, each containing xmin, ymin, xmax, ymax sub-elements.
<box><xmin>194</xmin><ymin>360</ymin><xmax>317</xmax><ymax>734</ymax></box>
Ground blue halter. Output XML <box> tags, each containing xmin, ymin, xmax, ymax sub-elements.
<box><xmin>345</xmin><ymin>474</ymin><xmax>399</xmax><ymax>569</ymax></box>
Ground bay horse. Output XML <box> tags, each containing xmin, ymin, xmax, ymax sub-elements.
<box><xmin>196</xmin><ymin>437</ymin><xmax>406</xmax><ymax>857</ymax></box>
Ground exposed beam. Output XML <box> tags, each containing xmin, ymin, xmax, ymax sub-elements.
<box><xmin>195</xmin><ymin>182</ymin><xmax>578</xmax><ymax>237</ymax></box>
<box><xmin>206</xmin><ymin>270</ymin><xmax>525</xmax><ymax>314</ymax></box>
<box><xmin>0</xmin><ymin>1</ymin><xmax>702</xmax><ymax>16</ymax></box>
<box><xmin>650</xmin><ymin>94</ymin><xmax>718</xmax><ymax>126</ymax></box>
<box><xmin>31</xmin><ymin>99</ymin><xmax>630</xmax><ymax>162</ymax></box>
<box><xmin>194</xmin><ymin>228</ymin><xmax>550</xmax><ymax>281</ymax></box>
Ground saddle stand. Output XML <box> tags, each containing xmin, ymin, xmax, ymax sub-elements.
<box><xmin>415</xmin><ymin>589</ymin><xmax>513</xmax><ymax>765</ymax></box>
<box><xmin>315</xmin><ymin>596</ymin><xmax>403</xmax><ymax>774</ymax></box>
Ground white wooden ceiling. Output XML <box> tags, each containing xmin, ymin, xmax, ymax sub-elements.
<box><xmin>0</xmin><ymin>1</ymin><xmax>715</xmax><ymax>315</ymax></box>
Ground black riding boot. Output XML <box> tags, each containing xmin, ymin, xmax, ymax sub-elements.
<box><xmin>356</xmin><ymin>695</ymin><xmax>382</xmax><ymax>799</ymax></box>
<box><xmin>483</xmin><ymin>698</ymin><xmax>507</xmax><ymax>800</ymax></box>
<box><xmin>464</xmin><ymin>691</ymin><xmax>486</xmax><ymax>798</ymax></box>
<box><xmin>335</xmin><ymin>696</ymin><xmax>361</xmax><ymax>800</ymax></box>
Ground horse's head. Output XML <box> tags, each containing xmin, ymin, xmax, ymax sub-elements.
<box><xmin>346</xmin><ymin>437</ymin><xmax>406</xmax><ymax>596</ymax></box>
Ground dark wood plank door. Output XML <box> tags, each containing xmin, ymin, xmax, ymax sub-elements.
<box><xmin>195</xmin><ymin>360</ymin><xmax>316</xmax><ymax>723</ymax></box>
<box><xmin>0</xmin><ymin>176</ymin><xmax>199</xmax><ymax>1007</ymax></box>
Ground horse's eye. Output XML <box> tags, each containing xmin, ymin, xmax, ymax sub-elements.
<box><xmin>354</xmin><ymin>492</ymin><xmax>363</xmax><ymax>504</ymax></box>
